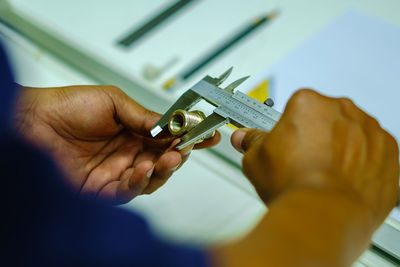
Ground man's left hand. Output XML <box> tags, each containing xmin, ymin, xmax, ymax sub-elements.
<box><xmin>14</xmin><ymin>85</ymin><xmax>220</xmax><ymax>204</ymax></box>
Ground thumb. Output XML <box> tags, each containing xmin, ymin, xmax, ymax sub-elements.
<box><xmin>106</xmin><ymin>86</ymin><xmax>161</xmax><ymax>136</ymax></box>
<box><xmin>231</xmin><ymin>128</ymin><xmax>267</xmax><ymax>154</ymax></box>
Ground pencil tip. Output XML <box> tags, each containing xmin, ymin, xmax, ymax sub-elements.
<box><xmin>267</xmin><ymin>10</ymin><xmax>280</xmax><ymax>20</ymax></box>
<box><xmin>163</xmin><ymin>77</ymin><xmax>177</xmax><ymax>90</ymax></box>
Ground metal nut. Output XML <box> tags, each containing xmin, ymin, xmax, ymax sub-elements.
<box><xmin>168</xmin><ymin>109</ymin><xmax>215</xmax><ymax>143</ymax></box>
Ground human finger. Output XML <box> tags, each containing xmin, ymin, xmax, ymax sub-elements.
<box><xmin>231</xmin><ymin>128</ymin><xmax>267</xmax><ymax>153</ymax></box>
<box><xmin>178</xmin><ymin>143</ymin><xmax>194</xmax><ymax>166</ymax></box>
<box><xmin>80</xmin><ymin>144</ymin><xmax>139</xmax><ymax>196</ymax></box>
<box><xmin>98</xmin><ymin>160</ymin><xmax>153</xmax><ymax>204</ymax></box>
<box><xmin>193</xmin><ymin>131</ymin><xmax>221</xmax><ymax>149</ymax></box>
<box><xmin>338</xmin><ymin>97</ymin><xmax>369</xmax><ymax>124</ymax></box>
<box><xmin>142</xmin><ymin>151</ymin><xmax>182</xmax><ymax>194</ymax></box>
<box><xmin>104</xmin><ymin>86</ymin><xmax>162</xmax><ymax>135</ymax></box>
<box><xmin>132</xmin><ymin>151</ymin><xmax>158</xmax><ymax>167</ymax></box>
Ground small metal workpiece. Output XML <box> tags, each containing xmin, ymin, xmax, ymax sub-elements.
<box><xmin>151</xmin><ymin>67</ymin><xmax>281</xmax><ymax>150</ymax></box>
<box><xmin>168</xmin><ymin>110</ymin><xmax>215</xmax><ymax>143</ymax></box>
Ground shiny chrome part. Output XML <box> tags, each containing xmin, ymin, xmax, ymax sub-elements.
<box><xmin>168</xmin><ymin>110</ymin><xmax>215</xmax><ymax>143</ymax></box>
<box><xmin>150</xmin><ymin>125</ymin><xmax>163</xmax><ymax>137</ymax></box>
<box><xmin>214</xmin><ymin>67</ymin><xmax>233</xmax><ymax>86</ymax></box>
<box><xmin>223</xmin><ymin>76</ymin><xmax>250</xmax><ymax>94</ymax></box>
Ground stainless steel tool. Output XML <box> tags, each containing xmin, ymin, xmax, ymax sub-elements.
<box><xmin>151</xmin><ymin>67</ymin><xmax>281</xmax><ymax>149</ymax></box>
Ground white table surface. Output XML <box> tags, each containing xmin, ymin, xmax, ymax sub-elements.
<box><xmin>1</xmin><ymin>2</ymin><xmax>399</xmax><ymax>264</ymax></box>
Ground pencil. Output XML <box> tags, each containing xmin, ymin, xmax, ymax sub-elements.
<box><xmin>163</xmin><ymin>11</ymin><xmax>279</xmax><ymax>89</ymax></box>
<box><xmin>118</xmin><ymin>0</ymin><xmax>197</xmax><ymax>48</ymax></box>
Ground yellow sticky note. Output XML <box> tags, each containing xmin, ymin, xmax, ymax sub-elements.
<box><xmin>248</xmin><ymin>80</ymin><xmax>269</xmax><ymax>102</ymax></box>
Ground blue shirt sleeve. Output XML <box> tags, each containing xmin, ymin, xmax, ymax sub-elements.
<box><xmin>0</xmin><ymin>43</ymin><xmax>210</xmax><ymax>267</ymax></box>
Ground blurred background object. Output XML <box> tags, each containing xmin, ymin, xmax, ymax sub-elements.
<box><xmin>142</xmin><ymin>56</ymin><xmax>179</xmax><ymax>81</ymax></box>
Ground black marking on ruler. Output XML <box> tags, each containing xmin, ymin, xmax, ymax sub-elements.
<box><xmin>233</xmin><ymin>91</ymin><xmax>281</xmax><ymax>121</ymax></box>
<box><xmin>215</xmin><ymin>106</ymin><xmax>261</xmax><ymax>129</ymax></box>
<box><xmin>216</xmin><ymin>105</ymin><xmax>275</xmax><ymax>131</ymax></box>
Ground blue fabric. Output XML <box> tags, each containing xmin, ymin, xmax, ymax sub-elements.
<box><xmin>0</xmin><ymin>44</ymin><xmax>15</xmax><ymax>135</ymax></box>
<box><xmin>0</xmin><ymin>44</ymin><xmax>209</xmax><ymax>267</ymax></box>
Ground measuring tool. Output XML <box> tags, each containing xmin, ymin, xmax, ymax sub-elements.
<box><xmin>151</xmin><ymin>67</ymin><xmax>281</xmax><ymax>149</ymax></box>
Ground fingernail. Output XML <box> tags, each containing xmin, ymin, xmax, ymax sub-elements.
<box><xmin>170</xmin><ymin>139</ymin><xmax>181</xmax><ymax>149</ymax></box>
<box><xmin>182</xmin><ymin>150</ymin><xmax>192</xmax><ymax>157</ymax></box>
<box><xmin>146</xmin><ymin>166</ymin><xmax>155</xmax><ymax>178</ymax></box>
<box><xmin>232</xmin><ymin>129</ymin><xmax>247</xmax><ymax>153</ymax></box>
<box><xmin>181</xmin><ymin>144</ymin><xmax>194</xmax><ymax>156</ymax></box>
<box><xmin>171</xmin><ymin>163</ymin><xmax>180</xmax><ymax>172</ymax></box>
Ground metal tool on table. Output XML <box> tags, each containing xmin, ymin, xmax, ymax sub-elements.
<box><xmin>151</xmin><ymin>67</ymin><xmax>281</xmax><ymax>149</ymax></box>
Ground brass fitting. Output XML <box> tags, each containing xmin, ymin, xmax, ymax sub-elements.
<box><xmin>168</xmin><ymin>110</ymin><xmax>215</xmax><ymax>142</ymax></box>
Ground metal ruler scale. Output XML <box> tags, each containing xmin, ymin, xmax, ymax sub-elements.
<box><xmin>191</xmin><ymin>79</ymin><xmax>281</xmax><ymax>132</ymax></box>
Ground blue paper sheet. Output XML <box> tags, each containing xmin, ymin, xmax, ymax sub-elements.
<box><xmin>251</xmin><ymin>9</ymin><xmax>400</xmax><ymax>222</ymax></box>
<box><xmin>256</xmin><ymin>9</ymin><xmax>400</xmax><ymax>141</ymax></box>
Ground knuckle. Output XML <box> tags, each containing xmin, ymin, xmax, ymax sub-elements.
<box><xmin>105</xmin><ymin>85</ymin><xmax>122</xmax><ymax>93</ymax></box>
<box><xmin>102</xmin><ymin>85</ymin><xmax>126</xmax><ymax>100</ymax></box>
<box><xmin>338</xmin><ymin>97</ymin><xmax>357</xmax><ymax>113</ymax></box>
<box><xmin>338</xmin><ymin>97</ymin><xmax>370</xmax><ymax>121</ymax></box>
<box><xmin>385</xmin><ymin>132</ymin><xmax>399</xmax><ymax>155</ymax></box>
<box><xmin>291</xmin><ymin>88</ymin><xmax>317</xmax><ymax>102</ymax></box>
<box><xmin>146</xmin><ymin>108</ymin><xmax>160</xmax><ymax>118</ymax></box>
<box><xmin>99</xmin><ymin>85</ymin><xmax>124</xmax><ymax>102</ymax></box>
<box><xmin>338</xmin><ymin>97</ymin><xmax>354</xmax><ymax>107</ymax></box>
<box><xmin>365</xmin><ymin>116</ymin><xmax>381</xmax><ymax>130</ymax></box>
<box><xmin>284</xmin><ymin>89</ymin><xmax>323</xmax><ymax>121</ymax></box>
<box><xmin>287</xmin><ymin>89</ymin><xmax>321</xmax><ymax>111</ymax></box>
<box><xmin>144</xmin><ymin>108</ymin><xmax>161</xmax><ymax>127</ymax></box>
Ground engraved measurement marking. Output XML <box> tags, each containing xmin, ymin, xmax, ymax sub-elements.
<box><xmin>192</xmin><ymin>80</ymin><xmax>280</xmax><ymax>131</ymax></box>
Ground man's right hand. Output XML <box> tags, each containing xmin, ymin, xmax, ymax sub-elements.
<box><xmin>212</xmin><ymin>89</ymin><xmax>399</xmax><ymax>267</ymax></box>
<box><xmin>231</xmin><ymin>89</ymin><xmax>399</xmax><ymax>229</ymax></box>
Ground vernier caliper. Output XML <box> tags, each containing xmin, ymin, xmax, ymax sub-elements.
<box><xmin>150</xmin><ymin>67</ymin><xmax>281</xmax><ymax>149</ymax></box>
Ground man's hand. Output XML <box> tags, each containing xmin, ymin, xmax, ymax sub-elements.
<box><xmin>14</xmin><ymin>85</ymin><xmax>220</xmax><ymax>204</ymax></box>
<box><xmin>231</xmin><ymin>89</ymin><xmax>399</xmax><ymax>228</ymax></box>
<box><xmin>212</xmin><ymin>89</ymin><xmax>399</xmax><ymax>267</ymax></box>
